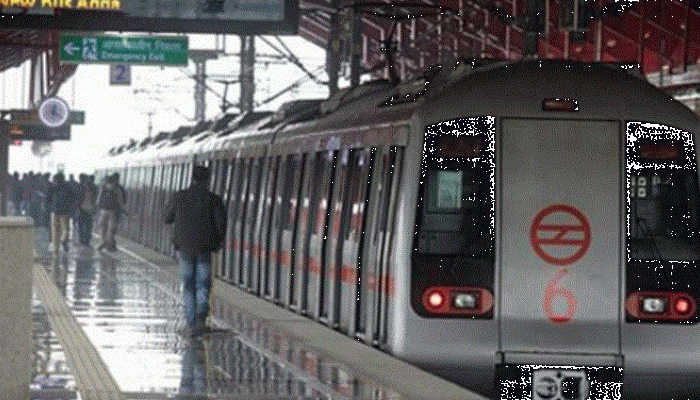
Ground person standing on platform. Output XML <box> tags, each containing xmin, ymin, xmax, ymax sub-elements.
<box><xmin>164</xmin><ymin>165</ymin><xmax>226</xmax><ymax>337</ymax></box>
<box><xmin>67</xmin><ymin>173</ymin><xmax>80</xmax><ymax>241</ymax></box>
<box><xmin>96</xmin><ymin>174</ymin><xmax>125</xmax><ymax>252</ymax></box>
<box><xmin>46</xmin><ymin>172</ymin><xmax>74</xmax><ymax>252</ymax></box>
<box><xmin>111</xmin><ymin>172</ymin><xmax>128</xmax><ymax>225</ymax></box>
<box><xmin>77</xmin><ymin>174</ymin><xmax>98</xmax><ymax>247</ymax></box>
<box><xmin>9</xmin><ymin>171</ymin><xmax>22</xmax><ymax>216</ymax></box>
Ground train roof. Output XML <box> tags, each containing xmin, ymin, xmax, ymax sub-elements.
<box><xmin>106</xmin><ymin>59</ymin><xmax>700</xmax><ymax>163</ymax></box>
<box><xmin>421</xmin><ymin>60</ymin><xmax>700</xmax><ymax>134</ymax></box>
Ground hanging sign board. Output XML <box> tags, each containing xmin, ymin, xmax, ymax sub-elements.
<box><xmin>60</xmin><ymin>35</ymin><xmax>188</xmax><ymax>66</ymax></box>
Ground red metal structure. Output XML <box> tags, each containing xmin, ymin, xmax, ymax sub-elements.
<box><xmin>299</xmin><ymin>0</ymin><xmax>700</xmax><ymax>87</ymax></box>
<box><xmin>0</xmin><ymin>29</ymin><xmax>76</xmax><ymax>106</ymax></box>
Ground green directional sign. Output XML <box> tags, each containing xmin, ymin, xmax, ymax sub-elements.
<box><xmin>59</xmin><ymin>35</ymin><xmax>189</xmax><ymax>66</ymax></box>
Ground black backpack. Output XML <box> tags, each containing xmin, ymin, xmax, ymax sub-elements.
<box><xmin>98</xmin><ymin>185</ymin><xmax>119</xmax><ymax>210</ymax></box>
<box><xmin>51</xmin><ymin>184</ymin><xmax>74</xmax><ymax>214</ymax></box>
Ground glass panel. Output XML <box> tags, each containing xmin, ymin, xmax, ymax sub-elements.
<box><xmin>414</xmin><ymin>117</ymin><xmax>495</xmax><ymax>256</ymax></box>
<box><xmin>627</xmin><ymin>122</ymin><xmax>700</xmax><ymax>263</ymax></box>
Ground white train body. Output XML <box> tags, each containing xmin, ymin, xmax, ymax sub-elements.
<box><xmin>102</xmin><ymin>61</ymin><xmax>700</xmax><ymax>399</ymax></box>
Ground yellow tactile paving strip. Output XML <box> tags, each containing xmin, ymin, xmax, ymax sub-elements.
<box><xmin>33</xmin><ymin>264</ymin><xmax>123</xmax><ymax>400</ymax></box>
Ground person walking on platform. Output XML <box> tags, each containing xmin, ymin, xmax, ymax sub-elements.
<box><xmin>9</xmin><ymin>171</ymin><xmax>22</xmax><ymax>216</ymax></box>
<box><xmin>96</xmin><ymin>174</ymin><xmax>126</xmax><ymax>252</ymax></box>
<box><xmin>77</xmin><ymin>174</ymin><xmax>98</xmax><ymax>247</ymax></box>
<box><xmin>164</xmin><ymin>165</ymin><xmax>226</xmax><ymax>337</ymax></box>
<box><xmin>46</xmin><ymin>172</ymin><xmax>75</xmax><ymax>252</ymax></box>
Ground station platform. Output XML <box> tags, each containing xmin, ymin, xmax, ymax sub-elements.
<box><xmin>29</xmin><ymin>227</ymin><xmax>487</xmax><ymax>400</ymax></box>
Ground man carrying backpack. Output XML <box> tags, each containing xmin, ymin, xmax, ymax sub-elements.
<box><xmin>46</xmin><ymin>172</ymin><xmax>75</xmax><ymax>252</ymax></box>
<box><xmin>96</xmin><ymin>173</ymin><xmax>126</xmax><ymax>251</ymax></box>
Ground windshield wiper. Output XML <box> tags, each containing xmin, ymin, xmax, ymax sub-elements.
<box><xmin>634</xmin><ymin>216</ymin><xmax>674</xmax><ymax>285</ymax></box>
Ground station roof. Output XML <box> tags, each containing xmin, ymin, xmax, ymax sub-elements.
<box><xmin>1</xmin><ymin>1</ymin><xmax>699</xmax><ymax>97</ymax></box>
<box><xmin>0</xmin><ymin>29</ymin><xmax>76</xmax><ymax>100</ymax></box>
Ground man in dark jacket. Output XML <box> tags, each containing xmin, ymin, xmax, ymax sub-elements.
<box><xmin>164</xmin><ymin>165</ymin><xmax>226</xmax><ymax>336</ymax></box>
<box><xmin>96</xmin><ymin>173</ymin><xmax>126</xmax><ymax>252</ymax></box>
<box><xmin>46</xmin><ymin>172</ymin><xmax>75</xmax><ymax>252</ymax></box>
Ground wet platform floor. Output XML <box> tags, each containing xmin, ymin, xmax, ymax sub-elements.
<box><xmin>30</xmin><ymin>228</ymin><xmax>413</xmax><ymax>400</ymax></box>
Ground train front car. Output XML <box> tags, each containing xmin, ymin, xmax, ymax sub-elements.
<box><xmin>391</xmin><ymin>61</ymin><xmax>700</xmax><ymax>400</ymax></box>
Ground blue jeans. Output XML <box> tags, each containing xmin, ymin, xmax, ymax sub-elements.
<box><xmin>178</xmin><ymin>250</ymin><xmax>212</xmax><ymax>327</ymax></box>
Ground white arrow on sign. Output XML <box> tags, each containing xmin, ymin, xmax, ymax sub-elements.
<box><xmin>63</xmin><ymin>41</ymin><xmax>80</xmax><ymax>56</ymax></box>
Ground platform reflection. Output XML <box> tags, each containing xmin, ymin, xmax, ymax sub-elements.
<box><xmin>33</xmin><ymin>228</ymin><xmax>404</xmax><ymax>399</ymax></box>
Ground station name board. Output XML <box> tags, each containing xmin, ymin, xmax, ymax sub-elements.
<box><xmin>0</xmin><ymin>0</ymin><xmax>298</xmax><ymax>35</ymax></box>
<box><xmin>0</xmin><ymin>0</ymin><xmax>120</xmax><ymax>10</ymax></box>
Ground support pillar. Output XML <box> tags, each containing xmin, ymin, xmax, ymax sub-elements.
<box><xmin>0</xmin><ymin>121</ymin><xmax>8</xmax><ymax>217</ymax></box>
<box><xmin>189</xmin><ymin>50</ymin><xmax>220</xmax><ymax>122</ymax></box>
<box><xmin>239</xmin><ymin>36</ymin><xmax>256</xmax><ymax>113</ymax></box>
<box><xmin>326</xmin><ymin>0</ymin><xmax>341</xmax><ymax>95</ymax></box>
<box><xmin>0</xmin><ymin>216</ymin><xmax>33</xmax><ymax>399</ymax></box>
<box><xmin>349</xmin><ymin>11</ymin><xmax>362</xmax><ymax>87</ymax></box>
<box><xmin>194</xmin><ymin>59</ymin><xmax>206</xmax><ymax>121</ymax></box>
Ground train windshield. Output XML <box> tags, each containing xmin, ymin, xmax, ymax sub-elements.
<box><xmin>627</xmin><ymin>122</ymin><xmax>700</xmax><ymax>262</ymax></box>
<box><xmin>414</xmin><ymin>117</ymin><xmax>495</xmax><ymax>256</ymax></box>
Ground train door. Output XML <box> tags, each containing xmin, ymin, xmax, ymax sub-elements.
<box><xmin>222</xmin><ymin>158</ymin><xmax>241</xmax><ymax>282</ymax></box>
<box><xmin>292</xmin><ymin>154</ymin><xmax>316</xmax><ymax>312</ymax></box>
<box><xmin>279</xmin><ymin>154</ymin><xmax>305</xmax><ymax>307</ymax></box>
<box><xmin>307</xmin><ymin>151</ymin><xmax>335</xmax><ymax>319</ymax></box>
<box><xmin>499</xmin><ymin>119</ymin><xmax>622</xmax><ymax>367</ymax></box>
<box><xmin>211</xmin><ymin>158</ymin><xmax>228</xmax><ymax>278</ymax></box>
<box><xmin>242</xmin><ymin>157</ymin><xmax>263</xmax><ymax>291</ymax></box>
<box><xmin>145</xmin><ymin>165</ymin><xmax>157</xmax><ymax>250</ymax></box>
<box><xmin>322</xmin><ymin>149</ymin><xmax>350</xmax><ymax>326</ymax></box>
<box><xmin>234</xmin><ymin>158</ymin><xmax>251</xmax><ymax>286</ymax></box>
<box><xmin>217</xmin><ymin>159</ymin><xmax>233</xmax><ymax>281</ymax></box>
<box><xmin>339</xmin><ymin>148</ymin><xmax>374</xmax><ymax>334</ymax></box>
<box><xmin>265</xmin><ymin>156</ymin><xmax>285</xmax><ymax>301</ymax></box>
<box><xmin>259</xmin><ymin>156</ymin><xmax>280</xmax><ymax>299</ymax></box>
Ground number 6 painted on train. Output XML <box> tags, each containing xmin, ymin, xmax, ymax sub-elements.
<box><xmin>543</xmin><ymin>269</ymin><xmax>577</xmax><ymax>323</ymax></box>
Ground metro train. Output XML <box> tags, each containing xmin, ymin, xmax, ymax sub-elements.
<box><xmin>100</xmin><ymin>60</ymin><xmax>700</xmax><ymax>400</ymax></box>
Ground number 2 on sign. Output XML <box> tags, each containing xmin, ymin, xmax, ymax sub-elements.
<box><xmin>543</xmin><ymin>269</ymin><xmax>577</xmax><ymax>323</ymax></box>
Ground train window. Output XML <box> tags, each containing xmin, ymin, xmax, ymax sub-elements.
<box><xmin>432</xmin><ymin>170</ymin><xmax>463</xmax><ymax>211</ymax></box>
<box><xmin>627</xmin><ymin>122</ymin><xmax>700</xmax><ymax>264</ymax></box>
<box><xmin>281</xmin><ymin>154</ymin><xmax>304</xmax><ymax>231</ymax></box>
<box><xmin>415</xmin><ymin>117</ymin><xmax>495</xmax><ymax>256</ymax></box>
<box><xmin>220</xmin><ymin>159</ymin><xmax>232</xmax><ymax>204</ymax></box>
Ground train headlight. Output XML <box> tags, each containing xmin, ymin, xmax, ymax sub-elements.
<box><xmin>641</xmin><ymin>297</ymin><xmax>667</xmax><ymax>314</ymax></box>
<box><xmin>627</xmin><ymin>291</ymin><xmax>697</xmax><ymax>322</ymax></box>
<box><xmin>420</xmin><ymin>286</ymin><xmax>493</xmax><ymax>316</ymax></box>
<box><xmin>453</xmin><ymin>292</ymin><xmax>478</xmax><ymax>309</ymax></box>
